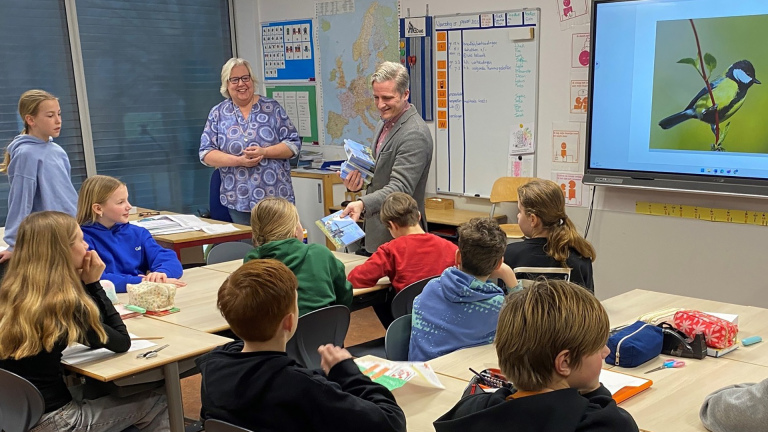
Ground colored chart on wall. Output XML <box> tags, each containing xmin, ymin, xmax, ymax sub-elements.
<box><xmin>266</xmin><ymin>84</ymin><xmax>319</xmax><ymax>143</ymax></box>
<box><xmin>261</xmin><ymin>19</ymin><xmax>315</xmax><ymax>81</ymax></box>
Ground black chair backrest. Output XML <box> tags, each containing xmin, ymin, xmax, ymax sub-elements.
<box><xmin>286</xmin><ymin>305</ymin><xmax>350</xmax><ymax>370</ymax></box>
<box><xmin>390</xmin><ymin>276</ymin><xmax>438</xmax><ymax>319</ymax></box>
<box><xmin>0</xmin><ymin>369</ymin><xmax>45</xmax><ymax>432</ymax></box>
<box><xmin>206</xmin><ymin>242</ymin><xmax>253</xmax><ymax>265</ymax></box>
<box><xmin>209</xmin><ymin>168</ymin><xmax>233</xmax><ymax>223</ymax></box>
<box><xmin>384</xmin><ymin>314</ymin><xmax>412</xmax><ymax>361</ymax></box>
<box><xmin>204</xmin><ymin>419</ymin><xmax>253</xmax><ymax>432</ymax></box>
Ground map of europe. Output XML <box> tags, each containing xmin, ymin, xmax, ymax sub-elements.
<box><xmin>317</xmin><ymin>0</ymin><xmax>398</xmax><ymax>146</ymax></box>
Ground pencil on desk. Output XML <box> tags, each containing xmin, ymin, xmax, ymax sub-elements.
<box><xmin>130</xmin><ymin>337</ymin><xmax>164</xmax><ymax>341</ymax></box>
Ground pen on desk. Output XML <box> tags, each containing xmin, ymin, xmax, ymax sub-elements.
<box><xmin>468</xmin><ymin>368</ymin><xmax>490</xmax><ymax>386</ymax></box>
<box><xmin>130</xmin><ymin>337</ymin><xmax>164</xmax><ymax>341</ymax></box>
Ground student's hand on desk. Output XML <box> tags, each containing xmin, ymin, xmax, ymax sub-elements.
<box><xmin>342</xmin><ymin>170</ymin><xmax>364</xmax><ymax>192</ymax></box>
<box><xmin>318</xmin><ymin>344</ymin><xmax>352</xmax><ymax>375</ymax></box>
<box><xmin>166</xmin><ymin>278</ymin><xmax>187</xmax><ymax>287</ymax></box>
<box><xmin>0</xmin><ymin>250</ymin><xmax>12</xmax><ymax>263</ymax></box>
<box><xmin>80</xmin><ymin>251</ymin><xmax>106</xmax><ymax>284</ymax></box>
<box><xmin>342</xmin><ymin>200</ymin><xmax>364</xmax><ymax>222</ymax></box>
<box><xmin>143</xmin><ymin>272</ymin><xmax>168</xmax><ymax>283</ymax></box>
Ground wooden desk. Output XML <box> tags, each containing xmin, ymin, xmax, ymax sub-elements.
<box><xmin>428</xmin><ymin>344</ymin><xmax>498</xmax><ymax>382</ymax></box>
<box><xmin>393</xmin><ymin>374</ymin><xmax>467</xmax><ymax>432</ymax></box>
<box><xmin>64</xmin><ymin>316</ymin><xmax>231</xmax><ymax>432</ymax></box>
<box><xmin>130</xmin><ymin>208</ymin><xmax>251</xmax><ymax>259</ymax></box>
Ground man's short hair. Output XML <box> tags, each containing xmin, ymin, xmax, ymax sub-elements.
<box><xmin>371</xmin><ymin>61</ymin><xmax>410</xmax><ymax>95</ymax></box>
<box><xmin>380</xmin><ymin>192</ymin><xmax>420</xmax><ymax>227</ymax></box>
<box><xmin>495</xmin><ymin>279</ymin><xmax>609</xmax><ymax>391</ymax></box>
<box><xmin>457</xmin><ymin>218</ymin><xmax>506</xmax><ymax>277</ymax></box>
<box><xmin>217</xmin><ymin>259</ymin><xmax>298</xmax><ymax>342</ymax></box>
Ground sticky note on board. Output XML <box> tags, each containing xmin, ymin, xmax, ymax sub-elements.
<box><xmin>727</xmin><ymin>210</ymin><xmax>747</xmax><ymax>224</ymax></box>
<box><xmin>509</xmin><ymin>27</ymin><xmax>534</xmax><ymax>41</ymax></box>
<box><xmin>711</xmin><ymin>208</ymin><xmax>728</xmax><ymax>222</ymax></box>
<box><xmin>747</xmin><ymin>211</ymin><xmax>765</xmax><ymax>226</ymax></box>
<box><xmin>635</xmin><ymin>201</ymin><xmax>652</xmax><ymax>214</ymax></box>
<box><xmin>681</xmin><ymin>206</ymin><xmax>697</xmax><ymax>219</ymax></box>
<box><xmin>667</xmin><ymin>204</ymin><xmax>681</xmax><ymax>217</ymax></box>
<box><xmin>649</xmin><ymin>203</ymin><xmax>665</xmax><ymax>216</ymax></box>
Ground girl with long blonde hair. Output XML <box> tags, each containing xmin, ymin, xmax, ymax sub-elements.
<box><xmin>0</xmin><ymin>90</ymin><xmax>79</xmax><ymax>263</ymax></box>
<box><xmin>503</xmin><ymin>179</ymin><xmax>597</xmax><ymax>292</ymax></box>
<box><xmin>0</xmin><ymin>211</ymin><xmax>169</xmax><ymax>431</ymax></box>
<box><xmin>244</xmin><ymin>197</ymin><xmax>352</xmax><ymax>316</ymax></box>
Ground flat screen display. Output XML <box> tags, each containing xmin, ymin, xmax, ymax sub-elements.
<box><xmin>585</xmin><ymin>0</ymin><xmax>768</xmax><ymax>197</ymax></box>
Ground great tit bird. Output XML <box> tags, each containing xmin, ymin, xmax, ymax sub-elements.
<box><xmin>659</xmin><ymin>60</ymin><xmax>760</xmax><ymax>132</ymax></box>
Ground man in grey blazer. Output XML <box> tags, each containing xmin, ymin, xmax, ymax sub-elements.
<box><xmin>342</xmin><ymin>61</ymin><xmax>433</xmax><ymax>254</ymax></box>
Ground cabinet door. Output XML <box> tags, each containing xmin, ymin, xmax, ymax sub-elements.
<box><xmin>292</xmin><ymin>177</ymin><xmax>326</xmax><ymax>245</ymax></box>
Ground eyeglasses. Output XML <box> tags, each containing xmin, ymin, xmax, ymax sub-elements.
<box><xmin>138</xmin><ymin>211</ymin><xmax>160</xmax><ymax>217</ymax></box>
<box><xmin>228</xmin><ymin>75</ymin><xmax>251</xmax><ymax>84</ymax></box>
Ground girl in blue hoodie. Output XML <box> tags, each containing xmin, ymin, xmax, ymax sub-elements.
<box><xmin>0</xmin><ymin>90</ymin><xmax>79</xmax><ymax>262</ymax></box>
<box><xmin>76</xmin><ymin>175</ymin><xmax>185</xmax><ymax>293</ymax></box>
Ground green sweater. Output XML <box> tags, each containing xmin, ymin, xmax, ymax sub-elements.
<box><xmin>244</xmin><ymin>238</ymin><xmax>353</xmax><ymax>316</ymax></box>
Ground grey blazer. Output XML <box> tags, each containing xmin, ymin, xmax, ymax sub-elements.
<box><xmin>359</xmin><ymin>106</ymin><xmax>433</xmax><ymax>253</ymax></box>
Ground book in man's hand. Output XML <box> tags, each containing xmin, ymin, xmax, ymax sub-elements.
<box><xmin>340</xmin><ymin>139</ymin><xmax>375</xmax><ymax>188</ymax></box>
<box><xmin>316</xmin><ymin>210</ymin><xmax>365</xmax><ymax>250</ymax></box>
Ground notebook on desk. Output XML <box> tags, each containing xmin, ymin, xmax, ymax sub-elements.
<box><xmin>600</xmin><ymin>369</ymin><xmax>653</xmax><ymax>404</ymax></box>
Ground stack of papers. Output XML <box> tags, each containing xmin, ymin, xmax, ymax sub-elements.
<box><xmin>131</xmin><ymin>215</ymin><xmax>209</xmax><ymax>235</ymax></box>
<box><xmin>340</xmin><ymin>139</ymin><xmax>375</xmax><ymax>187</ymax></box>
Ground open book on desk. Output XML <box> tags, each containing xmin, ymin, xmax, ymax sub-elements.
<box><xmin>600</xmin><ymin>369</ymin><xmax>653</xmax><ymax>404</ymax></box>
<box><xmin>130</xmin><ymin>214</ymin><xmax>210</xmax><ymax>235</ymax></box>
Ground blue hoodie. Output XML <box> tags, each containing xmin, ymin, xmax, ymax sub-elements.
<box><xmin>3</xmin><ymin>135</ymin><xmax>78</xmax><ymax>249</ymax></box>
<box><xmin>81</xmin><ymin>222</ymin><xmax>183</xmax><ymax>293</ymax></box>
<box><xmin>409</xmin><ymin>267</ymin><xmax>505</xmax><ymax>362</ymax></box>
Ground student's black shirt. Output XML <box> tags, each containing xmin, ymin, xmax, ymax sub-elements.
<box><xmin>196</xmin><ymin>341</ymin><xmax>406</xmax><ymax>432</ymax></box>
<box><xmin>504</xmin><ymin>237</ymin><xmax>594</xmax><ymax>292</ymax></box>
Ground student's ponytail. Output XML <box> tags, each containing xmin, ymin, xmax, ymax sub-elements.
<box><xmin>0</xmin><ymin>150</ymin><xmax>10</xmax><ymax>174</ymax></box>
<box><xmin>544</xmin><ymin>216</ymin><xmax>595</xmax><ymax>264</ymax></box>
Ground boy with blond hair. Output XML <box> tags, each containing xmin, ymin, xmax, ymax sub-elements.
<box><xmin>434</xmin><ymin>279</ymin><xmax>638</xmax><ymax>432</ymax></box>
<box><xmin>196</xmin><ymin>259</ymin><xmax>406</xmax><ymax>432</ymax></box>
<box><xmin>348</xmin><ymin>192</ymin><xmax>457</xmax><ymax>326</ymax></box>
<box><xmin>409</xmin><ymin>218</ymin><xmax>519</xmax><ymax>361</ymax></box>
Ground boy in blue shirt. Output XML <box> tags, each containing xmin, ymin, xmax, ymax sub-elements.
<box><xmin>409</xmin><ymin>218</ymin><xmax>519</xmax><ymax>361</ymax></box>
<box><xmin>196</xmin><ymin>259</ymin><xmax>406</xmax><ymax>432</ymax></box>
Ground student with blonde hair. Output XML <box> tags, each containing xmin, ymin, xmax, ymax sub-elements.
<box><xmin>504</xmin><ymin>178</ymin><xmax>596</xmax><ymax>292</ymax></box>
<box><xmin>0</xmin><ymin>211</ymin><xmax>169</xmax><ymax>431</ymax></box>
<box><xmin>0</xmin><ymin>90</ymin><xmax>79</xmax><ymax>262</ymax></box>
<box><xmin>434</xmin><ymin>279</ymin><xmax>638</xmax><ymax>432</ymax></box>
<box><xmin>244</xmin><ymin>197</ymin><xmax>352</xmax><ymax>316</ymax></box>
<box><xmin>77</xmin><ymin>175</ymin><xmax>184</xmax><ymax>293</ymax></box>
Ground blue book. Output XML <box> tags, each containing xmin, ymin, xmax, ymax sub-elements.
<box><xmin>344</xmin><ymin>139</ymin><xmax>375</xmax><ymax>170</ymax></box>
<box><xmin>315</xmin><ymin>210</ymin><xmax>365</xmax><ymax>250</ymax></box>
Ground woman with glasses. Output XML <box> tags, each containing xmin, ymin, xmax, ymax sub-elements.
<box><xmin>199</xmin><ymin>57</ymin><xmax>301</xmax><ymax>225</ymax></box>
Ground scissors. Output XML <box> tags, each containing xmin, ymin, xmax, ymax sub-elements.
<box><xmin>136</xmin><ymin>344</ymin><xmax>169</xmax><ymax>359</ymax></box>
<box><xmin>644</xmin><ymin>358</ymin><xmax>685</xmax><ymax>374</ymax></box>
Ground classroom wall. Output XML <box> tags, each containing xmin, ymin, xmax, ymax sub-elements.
<box><xmin>236</xmin><ymin>0</ymin><xmax>768</xmax><ymax>308</ymax></box>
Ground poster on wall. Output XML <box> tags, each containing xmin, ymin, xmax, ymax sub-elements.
<box><xmin>261</xmin><ymin>19</ymin><xmax>315</xmax><ymax>81</ymax></box>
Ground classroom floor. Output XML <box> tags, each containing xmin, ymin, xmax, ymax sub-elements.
<box><xmin>180</xmin><ymin>307</ymin><xmax>386</xmax><ymax>420</ymax></box>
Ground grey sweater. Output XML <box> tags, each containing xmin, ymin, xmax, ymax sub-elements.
<box><xmin>700</xmin><ymin>378</ymin><xmax>768</xmax><ymax>432</ymax></box>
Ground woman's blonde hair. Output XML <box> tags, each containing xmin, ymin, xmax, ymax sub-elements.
<box><xmin>0</xmin><ymin>211</ymin><xmax>107</xmax><ymax>360</ymax></box>
<box><xmin>77</xmin><ymin>175</ymin><xmax>126</xmax><ymax>225</ymax></box>
<box><xmin>518</xmin><ymin>179</ymin><xmax>596</xmax><ymax>264</ymax></box>
<box><xmin>0</xmin><ymin>89</ymin><xmax>58</xmax><ymax>174</ymax></box>
<box><xmin>250</xmin><ymin>197</ymin><xmax>299</xmax><ymax>246</ymax></box>
<box><xmin>220</xmin><ymin>57</ymin><xmax>256</xmax><ymax>99</ymax></box>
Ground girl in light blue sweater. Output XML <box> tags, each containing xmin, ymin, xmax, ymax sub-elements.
<box><xmin>0</xmin><ymin>90</ymin><xmax>78</xmax><ymax>261</ymax></box>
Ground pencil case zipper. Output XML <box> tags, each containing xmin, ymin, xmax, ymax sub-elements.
<box><xmin>615</xmin><ymin>323</ymin><xmax>653</xmax><ymax>366</ymax></box>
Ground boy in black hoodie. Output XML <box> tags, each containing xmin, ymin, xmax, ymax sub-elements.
<box><xmin>434</xmin><ymin>279</ymin><xmax>639</xmax><ymax>432</ymax></box>
<box><xmin>195</xmin><ymin>259</ymin><xmax>406</xmax><ymax>432</ymax></box>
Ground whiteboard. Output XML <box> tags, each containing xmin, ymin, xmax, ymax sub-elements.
<box><xmin>434</xmin><ymin>9</ymin><xmax>540</xmax><ymax>197</ymax></box>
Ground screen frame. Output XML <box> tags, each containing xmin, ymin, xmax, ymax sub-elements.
<box><xmin>583</xmin><ymin>0</ymin><xmax>768</xmax><ymax>198</ymax></box>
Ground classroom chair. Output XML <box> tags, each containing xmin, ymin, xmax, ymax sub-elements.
<box><xmin>390</xmin><ymin>275</ymin><xmax>438</xmax><ymax>319</ymax></box>
<box><xmin>513</xmin><ymin>266</ymin><xmax>571</xmax><ymax>288</ymax></box>
<box><xmin>489</xmin><ymin>176</ymin><xmax>535</xmax><ymax>239</ymax></box>
<box><xmin>204</xmin><ymin>419</ymin><xmax>253</xmax><ymax>432</ymax></box>
<box><xmin>286</xmin><ymin>305</ymin><xmax>350</xmax><ymax>370</ymax></box>
<box><xmin>206</xmin><ymin>241</ymin><xmax>253</xmax><ymax>265</ymax></box>
<box><xmin>0</xmin><ymin>369</ymin><xmax>45</xmax><ymax>432</ymax></box>
<box><xmin>384</xmin><ymin>314</ymin><xmax>412</xmax><ymax>361</ymax></box>
<box><xmin>208</xmin><ymin>169</ymin><xmax>233</xmax><ymax>223</ymax></box>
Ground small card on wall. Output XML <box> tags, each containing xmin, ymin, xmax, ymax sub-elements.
<box><xmin>509</xmin><ymin>122</ymin><xmax>535</xmax><ymax>155</ymax></box>
<box><xmin>508</xmin><ymin>154</ymin><xmax>535</xmax><ymax>177</ymax></box>
<box><xmin>571</xmin><ymin>31</ymin><xmax>590</xmax><ymax>68</ymax></box>
<box><xmin>570</xmin><ymin>70</ymin><xmax>589</xmax><ymax>120</ymax></box>
<box><xmin>553</xmin><ymin>172</ymin><xmax>588</xmax><ymax>207</ymax></box>
<box><xmin>556</xmin><ymin>0</ymin><xmax>590</xmax><ymax>29</ymax></box>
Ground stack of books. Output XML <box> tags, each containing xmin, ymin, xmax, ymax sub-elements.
<box><xmin>340</xmin><ymin>139</ymin><xmax>375</xmax><ymax>187</ymax></box>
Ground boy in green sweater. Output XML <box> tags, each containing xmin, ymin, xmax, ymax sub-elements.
<box><xmin>244</xmin><ymin>197</ymin><xmax>352</xmax><ymax>316</ymax></box>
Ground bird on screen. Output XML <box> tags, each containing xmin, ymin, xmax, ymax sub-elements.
<box><xmin>658</xmin><ymin>59</ymin><xmax>760</xmax><ymax>133</ymax></box>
